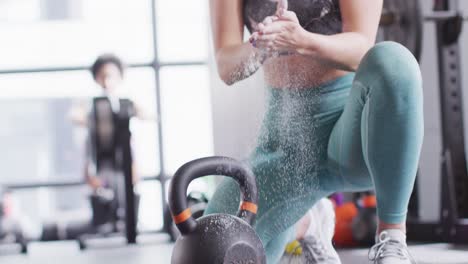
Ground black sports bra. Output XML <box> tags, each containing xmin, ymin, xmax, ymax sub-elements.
<box><xmin>243</xmin><ymin>0</ymin><xmax>342</xmax><ymax>35</ymax></box>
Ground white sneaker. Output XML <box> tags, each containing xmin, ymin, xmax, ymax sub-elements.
<box><xmin>279</xmin><ymin>240</ymin><xmax>305</xmax><ymax>264</ymax></box>
<box><xmin>368</xmin><ymin>229</ymin><xmax>416</xmax><ymax>264</ymax></box>
<box><xmin>301</xmin><ymin>235</ymin><xmax>341</xmax><ymax>263</ymax></box>
<box><xmin>279</xmin><ymin>198</ymin><xmax>341</xmax><ymax>264</ymax></box>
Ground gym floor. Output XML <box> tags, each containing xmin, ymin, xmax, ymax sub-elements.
<box><xmin>1</xmin><ymin>235</ymin><xmax>468</xmax><ymax>264</ymax></box>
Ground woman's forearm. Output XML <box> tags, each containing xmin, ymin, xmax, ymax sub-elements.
<box><xmin>216</xmin><ymin>42</ymin><xmax>266</xmax><ymax>86</ymax></box>
<box><xmin>296</xmin><ymin>31</ymin><xmax>374</xmax><ymax>72</ymax></box>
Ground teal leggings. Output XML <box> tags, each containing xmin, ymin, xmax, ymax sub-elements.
<box><xmin>204</xmin><ymin>42</ymin><xmax>424</xmax><ymax>263</ymax></box>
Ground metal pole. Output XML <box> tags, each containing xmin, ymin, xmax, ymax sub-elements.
<box><xmin>149</xmin><ymin>0</ymin><xmax>170</xmax><ymax>230</ymax></box>
<box><xmin>0</xmin><ymin>61</ymin><xmax>204</xmax><ymax>75</ymax></box>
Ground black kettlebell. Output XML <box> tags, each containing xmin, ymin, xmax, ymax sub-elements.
<box><xmin>166</xmin><ymin>191</ymin><xmax>209</xmax><ymax>242</ymax></box>
<box><xmin>169</xmin><ymin>156</ymin><xmax>266</xmax><ymax>264</ymax></box>
<box><xmin>351</xmin><ymin>194</ymin><xmax>377</xmax><ymax>246</ymax></box>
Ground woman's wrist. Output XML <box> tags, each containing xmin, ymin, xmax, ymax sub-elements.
<box><xmin>295</xmin><ymin>28</ymin><xmax>319</xmax><ymax>56</ymax></box>
<box><xmin>250</xmin><ymin>44</ymin><xmax>268</xmax><ymax>65</ymax></box>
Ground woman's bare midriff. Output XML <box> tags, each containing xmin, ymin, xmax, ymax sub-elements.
<box><xmin>263</xmin><ymin>54</ymin><xmax>349</xmax><ymax>89</ymax></box>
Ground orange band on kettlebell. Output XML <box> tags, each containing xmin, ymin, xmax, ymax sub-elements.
<box><xmin>173</xmin><ymin>208</ymin><xmax>192</xmax><ymax>224</ymax></box>
<box><xmin>240</xmin><ymin>201</ymin><xmax>258</xmax><ymax>214</ymax></box>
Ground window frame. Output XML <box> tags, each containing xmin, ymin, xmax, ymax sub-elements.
<box><xmin>0</xmin><ymin>0</ymin><xmax>207</xmax><ymax>234</ymax></box>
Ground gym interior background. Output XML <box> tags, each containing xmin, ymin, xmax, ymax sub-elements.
<box><xmin>1</xmin><ymin>0</ymin><xmax>468</xmax><ymax>263</ymax></box>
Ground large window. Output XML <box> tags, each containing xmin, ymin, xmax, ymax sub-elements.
<box><xmin>0</xmin><ymin>0</ymin><xmax>153</xmax><ymax>70</ymax></box>
<box><xmin>155</xmin><ymin>0</ymin><xmax>209</xmax><ymax>62</ymax></box>
<box><xmin>0</xmin><ymin>0</ymin><xmax>213</xmax><ymax>236</ymax></box>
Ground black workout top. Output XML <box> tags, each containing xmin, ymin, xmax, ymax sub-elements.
<box><xmin>243</xmin><ymin>0</ymin><xmax>342</xmax><ymax>35</ymax></box>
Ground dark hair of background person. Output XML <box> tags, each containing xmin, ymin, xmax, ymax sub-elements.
<box><xmin>90</xmin><ymin>54</ymin><xmax>125</xmax><ymax>80</ymax></box>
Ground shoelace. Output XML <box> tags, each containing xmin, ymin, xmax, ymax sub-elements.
<box><xmin>368</xmin><ymin>231</ymin><xmax>416</xmax><ymax>263</ymax></box>
<box><xmin>283</xmin><ymin>242</ymin><xmax>303</xmax><ymax>263</ymax></box>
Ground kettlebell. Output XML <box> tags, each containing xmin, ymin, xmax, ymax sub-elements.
<box><xmin>166</xmin><ymin>191</ymin><xmax>209</xmax><ymax>242</ymax></box>
<box><xmin>169</xmin><ymin>156</ymin><xmax>266</xmax><ymax>264</ymax></box>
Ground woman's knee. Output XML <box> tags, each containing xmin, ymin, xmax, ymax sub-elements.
<box><xmin>356</xmin><ymin>41</ymin><xmax>422</xmax><ymax>103</ymax></box>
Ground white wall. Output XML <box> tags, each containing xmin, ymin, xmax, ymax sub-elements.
<box><xmin>209</xmin><ymin>1</ymin><xmax>468</xmax><ymax>221</ymax></box>
<box><xmin>209</xmin><ymin>50</ymin><xmax>266</xmax><ymax>160</ymax></box>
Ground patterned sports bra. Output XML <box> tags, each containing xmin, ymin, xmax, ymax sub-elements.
<box><xmin>243</xmin><ymin>0</ymin><xmax>342</xmax><ymax>35</ymax></box>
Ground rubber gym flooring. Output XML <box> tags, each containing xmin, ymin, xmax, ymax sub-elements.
<box><xmin>1</xmin><ymin>234</ymin><xmax>468</xmax><ymax>264</ymax></box>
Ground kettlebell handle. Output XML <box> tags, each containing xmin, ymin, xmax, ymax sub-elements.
<box><xmin>169</xmin><ymin>156</ymin><xmax>259</xmax><ymax>235</ymax></box>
